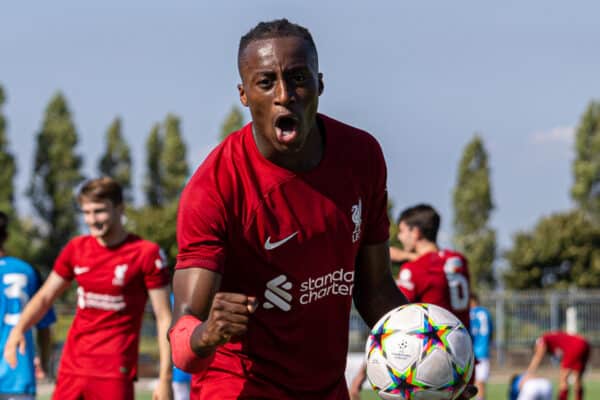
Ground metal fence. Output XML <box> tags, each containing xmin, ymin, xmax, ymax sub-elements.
<box><xmin>348</xmin><ymin>289</ymin><xmax>600</xmax><ymax>365</ymax></box>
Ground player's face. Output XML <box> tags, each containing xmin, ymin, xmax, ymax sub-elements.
<box><xmin>238</xmin><ymin>36</ymin><xmax>323</xmax><ymax>156</ymax></box>
<box><xmin>397</xmin><ymin>221</ymin><xmax>417</xmax><ymax>252</ymax></box>
<box><xmin>80</xmin><ymin>198</ymin><xmax>122</xmax><ymax>239</ymax></box>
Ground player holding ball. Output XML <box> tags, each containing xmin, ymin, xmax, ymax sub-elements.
<box><xmin>170</xmin><ymin>19</ymin><xmax>476</xmax><ymax>400</ymax></box>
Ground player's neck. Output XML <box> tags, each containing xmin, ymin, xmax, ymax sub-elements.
<box><xmin>0</xmin><ymin>248</ymin><xmax>5</xmax><ymax>257</ymax></box>
<box><xmin>95</xmin><ymin>227</ymin><xmax>129</xmax><ymax>248</ymax></box>
<box><xmin>415</xmin><ymin>241</ymin><xmax>438</xmax><ymax>256</ymax></box>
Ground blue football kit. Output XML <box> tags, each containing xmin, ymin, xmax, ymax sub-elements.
<box><xmin>470</xmin><ymin>305</ymin><xmax>493</xmax><ymax>360</ymax></box>
<box><xmin>0</xmin><ymin>256</ymin><xmax>56</xmax><ymax>395</ymax></box>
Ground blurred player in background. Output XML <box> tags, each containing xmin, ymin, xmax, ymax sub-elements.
<box><xmin>0</xmin><ymin>211</ymin><xmax>56</xmax><ymax>400</ymax></box>
<box><xmin>525</xmin><ymin>331</ymin><xmax>590</xmax><ymax>400</ymax></box>
<box><xmin>349</xmin><ymin>204</ymin><xmax>472</xmax><ymax>398</ymax></box>
<box><xmin>508</xmin><ymin>373</ymin><xmax>552</xmax><ymax>400</ymax></box>
<box><xmin>4</xmin><ymin>177</ymin><xmax>173</xmax><ymax>400</ymax></box>
<box><xmin>470</xmin><ymin>293</ymin><xmax>493</xmax><ymax>400</ymax></box>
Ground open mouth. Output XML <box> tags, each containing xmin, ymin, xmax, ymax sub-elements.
<box><xmin>274</xmin><ymin>115</ymin><xmax>299</xmax><ymax>144</ymax></box>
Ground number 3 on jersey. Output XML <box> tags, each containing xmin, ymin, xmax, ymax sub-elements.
<box><xmin>443</xmin><ymin>257</ymin><xmax>469</xmax><ymax>311</ymax></box>
<box><xmin>3</xmin><ymin>273</ymin><xmax>29</xmax><ymax>325</ymax></box>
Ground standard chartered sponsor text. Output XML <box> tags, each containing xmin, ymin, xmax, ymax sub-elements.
<box><xmin>299</xmin><ymin>268</ymin><xmax>354</xmax><ymax>305</ymax></box>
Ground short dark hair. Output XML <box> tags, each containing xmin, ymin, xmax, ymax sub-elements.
<box><xmin>238</xmin><ymin>18</ymin><xmax>318</xmax><ymax>73</ymax></box>
<box><xmin>397</xmin><ymin>204</ymin><xmax>440</xmax><ymax>243</ymax></box>
<box><xmin>78</xmin><ymin>177</ymin><xmax>123</xmax><ymax>206</ymax></box>
<box><xmin>0</xmin><ymin>211</ymin><xmax>8</xmax><ymax>246</ymax></box>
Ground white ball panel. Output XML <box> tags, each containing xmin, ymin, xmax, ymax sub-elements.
<box><xmin>382</xmin><ymin>331</ymin><xmax>422</xmax><ymax>373</ymax></box>
<box><xmin>415</xmin><ymin>348</ymin><xmax>453</xmax><ymax>387</ymax></box>
<box><xmin>366</xmin><ymin>348</ymin><xmax>392</xmax><ymax>390</ymax></box>
<box><xmin>427</xmin><ymin>304</ymin><xmax>461</xmax><ymax>327</ymax></box>
<box><xmin>386</xmin><ymin>304</ymin><xmax>425</xmax><ymax>332</ymax></box>
<box><xmin>446</xmin><ymin>327</ymin><xmax>473</xmax><ymax>369</ymax></box>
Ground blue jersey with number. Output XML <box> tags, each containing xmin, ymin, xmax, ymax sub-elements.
<box><xmin>0</xmin><ymin>256</ymin><xmax>56</xmax><ymax>395</ymax></box>
<box><xmin>470</xmin><ymin>305</ymin><xmax>493</xmax><ymax>360</ymax></box>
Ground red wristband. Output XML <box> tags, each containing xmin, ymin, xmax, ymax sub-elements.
<box><xmin>169</xmin><ymin>315</ymin><xmax>214</xmax><ymax>373</ymax></box>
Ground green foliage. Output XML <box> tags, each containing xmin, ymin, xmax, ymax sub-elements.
<box><xmin>452</xmin><ymin>135</ymin><xmax>496</xmax><ymax>288</ymax></box>
<box><xmin>572</xmin><ymin>101</ymin><xmax>600</xmax><ymax>221</ymax></box>
<box><xmin>219</xmin><ymin>105</ymin><xmax>244</xmax><ymax>142</ymax></box>
<box><xmin>144</xmin><ymin>123</ymin><xmax>163</xmax><ymax>207</ymax></box>
<box><xmin>504</xmin><ymin>210</ymin><xmax>600</xmax><ymax>289</ymax></box>
<box><xmin>0</xmin><ymin>85</ymin><xmax>16</xmax><ymax>214</ymax></box>
<box><xmin>161</xmin><ymin>114</ymin><xmax>189</xmax><ymax>203</ymax></box>
<box><xmin>0</xmin><ymin>85</ymin><xmax>33</xmax><ymax>261</ymax></box>
<box><xmin>27</xmin><ymin>92</ymin><xmax>84</xmax><ymax>272</ymax></box>
<box><xmin>98</xmin><ymin>116</ymin><xmax>132</xmax><ymax>201</ymax></box>
<box><xmin>126</xmin><ymin>202</ymin><xmax>178</xmax><ymax>269</ymax></box>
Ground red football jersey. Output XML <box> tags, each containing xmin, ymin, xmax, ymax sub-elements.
<box><xmin>541</xmin><ymin>331</ymin><xmax>589</xmax><ymax>355</ymax></box>
<box><xmin>396</xmin><ymin>250</ymin><xmax>471</xmax><ymax>328</ymax></box>
<box><xmin>176</xmin><ymin>114</ymin><xmax>389</xmax><ymax>398</ymax></box>
<box><xmin>53</xmin><ymin>234</ymin><xmax>169</xmax><ymax>380</ymax></box>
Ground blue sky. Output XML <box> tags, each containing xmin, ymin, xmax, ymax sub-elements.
<box><xmin>1</xmin><ymin>1</ymin><xmax>599</xmax><ymax>252</ymax></box>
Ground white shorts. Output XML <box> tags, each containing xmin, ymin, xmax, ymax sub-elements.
<box><xmin>518</xmin><ymin>378</ymin><xmax>553</xmax><ymax>400</ymax></box>
<box><xmin>0</xmin><ymin>395</ymin><xmax>35</xmax><ymax>400</ymax></box>
<box><xmin>172</xmin><ymin>381</ymin><xmax>190</xmax><ymax>400</ymax></box>
<box><xmin>475</xmin><ymin>358</ymin><xmax>490</xmax><ymax>382</ymax></box>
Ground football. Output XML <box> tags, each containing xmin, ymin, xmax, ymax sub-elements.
<box><xmin>365</xmin><ymin>303</ymin><xmax>474</xmax><ymax>400</ymax></box>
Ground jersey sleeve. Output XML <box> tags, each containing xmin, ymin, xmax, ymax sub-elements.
<box><xmin>142</xmin><ymin>244</ymin><xmax>170</xmax><ymax>290</ymax></box>
<box><xmin>175</xmin><ymin>168</ymin><xmax>228</xmax><ymax>274</ymax></box>
<box><xmin>52</xmin><ymin>241</ymin><xmax>76</xmax><ymax>281</ymax></box>
<box><xmin>362</xmin><ymin>137</ymin><xmax>389</xmax><ymax>245</ymax></box>
<box><xmin>396</xmin><ymin>265</ymin><xmax>417</xmax><ymax>302</ymax></box>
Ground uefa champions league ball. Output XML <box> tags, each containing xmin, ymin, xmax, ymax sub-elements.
<box><xmin>365</xmin><ymin>303</ymin><xmax>474</xmax><ymax>400</ymax></box>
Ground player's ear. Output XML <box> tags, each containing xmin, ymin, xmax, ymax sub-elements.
<box><xmin>318</xmin><ymin>73</ymin><xmax>324</xmax><ymax>96</ymax></box>
<box><xmin>238</xmin><ymin>84</ymin><xmax>248</xmax><ymax>107</ymax></box>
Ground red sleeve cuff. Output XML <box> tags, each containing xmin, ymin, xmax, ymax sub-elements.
<box><xmin>168</xmin><ymin>315</ymin><xmax>215</xmax><ymax>373</ymax></box>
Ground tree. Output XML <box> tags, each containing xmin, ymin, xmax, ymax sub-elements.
<box><xmin>28</xmin><ymin>92</ymin><xmax>84</xmax><ymax>271</ymax></box>
<box><xmin>504</xmin><ymin>210</ymin><xmax>600</xmax><ymax>289</ymax></box>
<box><xmin>0</xmin><ymin>85</ymin><xmax>16</xmax><ymax>214</ymax></box>
<box><xmin>98</xmin><ymin>116</ymin><xmax>132</xmax><ymax>201</ymax></box>
<box><xmin>126</xmin><ymin>201</ymin><xmax>178</xmax><ymax>268</ymax></box>
<box><xmin>144</xmin><ymin>123</ymin><xmax>163</xmax><ymax>207</ymax></box>
<box><xmin>572</xmin><ymin>101</ymin><xmax>600</xmax><ymax>222</ymax></box>
<box><xmin>0</xmin><ymin>85</ymin><xmax>30</xmax><ymax>260</ymax></box>
<box><xmin>452</xmin><ymin>135</ymin><xmax>496</xmax><ymax>288</ymax></box>
<box><xmin>161</xmin><ymin>114</ymin><xmax>189</xmax><ymax>203</ymax></box>
<box><xmin>219</xmin><ymin>105</ymin><xmax>244</xmax><ymax>142</ymax></box>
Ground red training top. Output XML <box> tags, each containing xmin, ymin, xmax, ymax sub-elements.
<box><xmin>396</xmin><ymin>250</ymin><xmax>471</xmax><ymax>329</ymax></box>
<box><xmin>176</xmin><ymin>114</ymin><xmax>389</xmax><ymax>398</ymax></box>
<box><xmin>53</xmin><ymin>234</ymin><xmax>169</xmax><ymax>380</ymax></box>
<box><xmin>541</xmin><ymin>331</ymin><xmax>589</xmax><ymax>356</ymax></box>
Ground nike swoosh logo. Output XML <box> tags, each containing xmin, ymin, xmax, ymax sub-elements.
<box><xmin>74</xmin><ymin>267</ymin><xmax>90</xmax><ymax>275</ymax></box>
<box><xmin>264</xmin><ymin>231</ymin><xmax>298</xmax><ymax>251</ymax></box>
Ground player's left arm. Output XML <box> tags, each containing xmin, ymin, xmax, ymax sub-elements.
<box><xmin>526</xmin><ymin>338</ymin><xmax>547</xmax><ymax>375</ymax></box>
<box><xmin>353</xmin><ymin>241</ymin><xmax>408</xmax><ymax>328</ymax></box>
<box><xmin>148</xmin><ymin>287</ymin><xmax>174</xmax><ymax>400</ymax></box>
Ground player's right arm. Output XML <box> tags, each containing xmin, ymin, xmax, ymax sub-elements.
<box><xmin>525</xmin><ymin>338</ymin><xmax>547</xmax><ymax>375</ymax></box>
<box><xmin>4</xmin><ymin>271</ymin><xmax>70</xmax><ymax>368</ymax></box>
<box><xmin>171</xmin><ymin>268</ymin><xmax>256</xmax><ymax>369</ymax></box>
<box><xmin>389</xmin><ymin>247</ymin><xmax>417</xmax><ymax>263</ymax></box>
